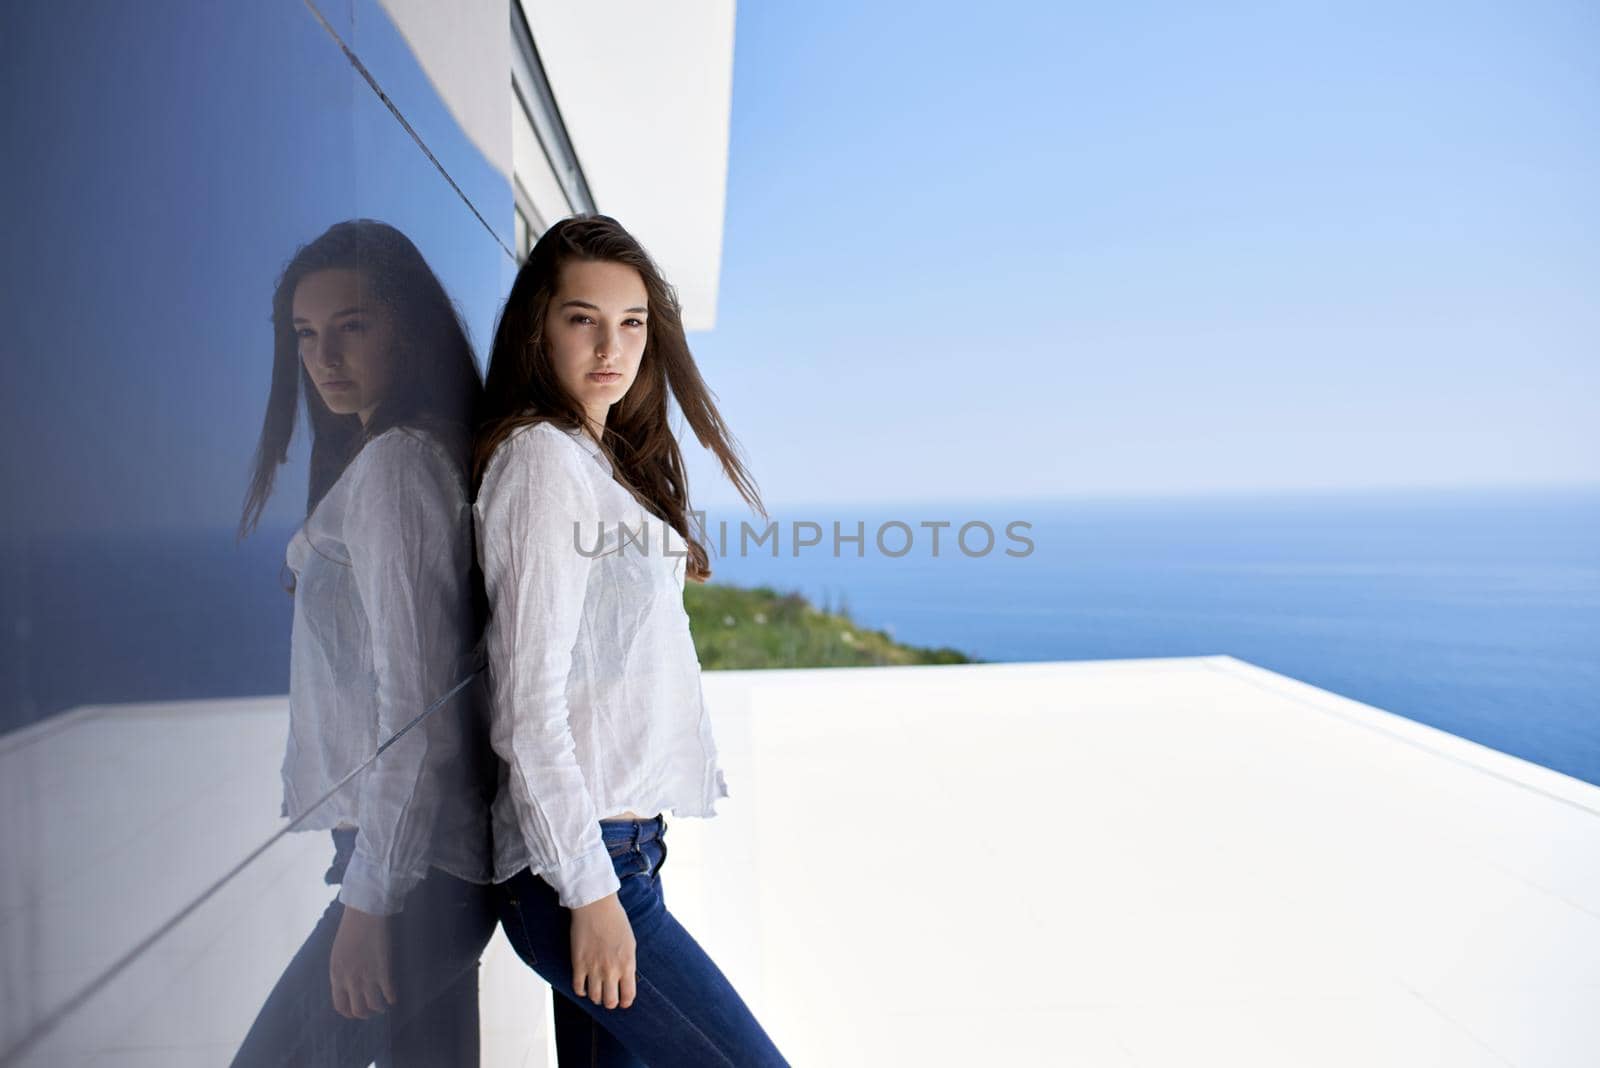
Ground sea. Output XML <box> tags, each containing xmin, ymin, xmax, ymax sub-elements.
<box><xmin>6</xmin><ymin>485</ymin><xmax>1597</xmax><ymax>787</ymax></box>
<box><xmin>701</xmin><ymin>484</ymin><xmax>1600</xmax><ymax>787</ymax></box>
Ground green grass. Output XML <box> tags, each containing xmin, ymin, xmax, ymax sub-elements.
<box><xmin>684</xmin><ymin>581</ymin><xmax>977</xmax><ymax>670</ymax></box>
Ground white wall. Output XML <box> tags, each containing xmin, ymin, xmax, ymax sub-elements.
<box><xmin>519</xmin><ymin>0</ymin><xmax>737</xmax><ymax>330</ymax></box>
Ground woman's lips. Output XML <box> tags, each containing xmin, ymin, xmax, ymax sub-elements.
<box><xmin>588</xmin><ymin>372</ymin><xmax>622</xmax><ymax>383</ymax></box>
<box><xmin>322</xmin><ymin>380</ymin><xmax>355</xmax><ymax>391</ymax></box>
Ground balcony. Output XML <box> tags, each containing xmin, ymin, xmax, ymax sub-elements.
<box><xmin>4</xmin><ymin>656</ymin><xmax>1597</xmax><ymax>1065</ymax></box>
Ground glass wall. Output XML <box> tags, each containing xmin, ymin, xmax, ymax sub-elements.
<box><xmin>0</xmin><ymin>2</ymin><xmax>516</xmax><ymax>1062</ymax></box>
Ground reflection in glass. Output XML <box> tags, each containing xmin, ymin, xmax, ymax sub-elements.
<box><xmin>231</xmin><ymin>220</ymin><xmax>495</xmax><ymax>1064</ymax></box>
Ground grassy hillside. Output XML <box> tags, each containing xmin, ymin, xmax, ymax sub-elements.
<box><xmin>684</xmin><ymin>581</ymin><xmax>976</xmax><ymax>670</ymax></box>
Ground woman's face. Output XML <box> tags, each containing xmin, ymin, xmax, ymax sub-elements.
<box><xmin>292</xmin><ymin>268</ymin><xmax>397</xmax><ymax>425</ymax></box>
<box><xmin>543</xmin><ymin>258</ymin><xmax>649</xmax><ymax>435</ymax></box>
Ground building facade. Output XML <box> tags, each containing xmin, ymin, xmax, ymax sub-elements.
<box><xmin>0</xmin><ymin>2</ymin><xmax>735</xmax><ymax>1062</ymax></box>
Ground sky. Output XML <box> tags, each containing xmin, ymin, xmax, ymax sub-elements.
<box><xmin>2</xmin><ymin>1</ymin><xmax>1594</xmax><ymax>538</ymax></box>
<box><xmin>681</xmin><ymin>0</ymin><xmax>1599</xmax><ymax>509</ymax></box>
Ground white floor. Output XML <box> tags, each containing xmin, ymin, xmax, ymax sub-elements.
<box><xmin>4</xmin><ymin>656</ymin><xmax>1598</xmax><ymax>1065</ymax></box>
<box><xmin>677</xmin><ymin>657</ymin><xmax>1600</xmax><ymax>1067</ymax></box>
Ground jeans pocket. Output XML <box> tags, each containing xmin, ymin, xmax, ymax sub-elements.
<box><xmin>626</xmin><ymin>836</ymin><xmax>665</xmax><ymax>882</ymax></box>
<box><xmin>615</xmin><ymin>845</ymin><xmax>649</xmax><ymax>881</ymax></box>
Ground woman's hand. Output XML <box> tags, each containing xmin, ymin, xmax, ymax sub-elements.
<box><xmin>329</xmin><ymin>904</ymin><xmax>396</xmax><ymax>1019</ymax></box>
<box><xmin>570</xmin><ymin>893</ymin><xmax>636</xmax><ymax>1009</ymax></box>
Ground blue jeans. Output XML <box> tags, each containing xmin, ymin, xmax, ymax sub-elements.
<box><xmin>230</xmin><ymin>830</ymin><xmax>498</xmax><ymax>1067</ymax></box>
<box><xmin>495</xmin><ymin>814</ymin><xmax>790</xmax><ymax>1067</ymax></box>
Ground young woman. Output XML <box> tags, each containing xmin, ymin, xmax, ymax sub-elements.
<box><xmin>233</xmin><ymin>219</ymin><xmax>497</xmax><ymax>1066</ymax></box>
<box><xmin>473</xmin><ymin>214</ymin><xmax>790</xmax><ymax>1066</ymax></box>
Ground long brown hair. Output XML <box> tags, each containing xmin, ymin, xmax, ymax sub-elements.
<box><xmin>239</xmin><ymin>219</ymin><xmax>484</xmax><ymax>539</ymax></box>
<box><xmin>473</xmin><ymin>214</ymin><xmax>763</xmax><ymax>583</ymax></box>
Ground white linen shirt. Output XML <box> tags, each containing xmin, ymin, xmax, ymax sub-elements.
<box><xmin>283</xmin><ymin>425</ymin><xmax>493</xmax><ymax>915</ymax></box>
<box><xmin>474</xmin><ymin>420</ymin><xmax>729</xmax><ymax>909</ymax></box>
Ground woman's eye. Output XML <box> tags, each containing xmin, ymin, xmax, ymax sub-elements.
<box><xmin>340</xmin><ymin>320</ymin><xmax>365</xmax><ymax>332</ymax></box>
<box><xmin>569</xmin><ymin>314</ymin><xmax>644</xmax><ymax>327</ymax></box>
<box><xmin>295</xmin><ymin>327</ymin><xmax>314</xmax><ymax>339</ymax></box>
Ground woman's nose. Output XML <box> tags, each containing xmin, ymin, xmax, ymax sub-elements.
<box><xmin>318</xmin><ymin>333</ymin><xmax>344</xmax><ymax>367</ymax></box>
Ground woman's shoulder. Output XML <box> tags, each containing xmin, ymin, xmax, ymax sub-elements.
<box><xmin>475</xmin><ymin>421</ymin><xmax>604</xmax><ymax>529</ymax></box>
<box><xmin>353</xmin><ymin>424</ymin><xmax>470</xmax><ymax>497</ymax></box>
<box><xmin>480</xmin><ymin>420</ymin><xmax>591</xmax><ymax>487</ymax></box>
<box><xmin>503</xmin><ymin>418</ymin><xmax>585</xmax><ymax>453</ymax></box>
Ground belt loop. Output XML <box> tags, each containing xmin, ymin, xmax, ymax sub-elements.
<box><xmin>630</xmin><ymin>819</ymin><xmax>640</xmax><ymax>851</ymax></box>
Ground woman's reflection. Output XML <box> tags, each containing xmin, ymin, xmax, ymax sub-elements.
<box><xmin>232</xmin><ymin>219</ymin><xmax>495</xmax><ymax>1066</ymax></box>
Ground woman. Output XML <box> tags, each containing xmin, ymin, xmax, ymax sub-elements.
<box><xmin>233</xmin><ymin>219</ymin><xmax>497</xmax><ymax>1066</ymax></box>
<box><xmin>473</xmin><ymin>214</ymin><xmax>789</xmax><ymax>1066</ymax></box>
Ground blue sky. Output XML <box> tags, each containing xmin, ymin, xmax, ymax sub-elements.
<box><xmin>4</xmin><ymin>1</ymin><xmax>1593</xmax><ymax>536</ymax></box>
<box><xmin>683</xmin><ymin>0</ymin><xmax>1599</xmax><ymax>508</ymax></box>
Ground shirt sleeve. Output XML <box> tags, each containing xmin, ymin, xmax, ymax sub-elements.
<box><xmin>477</xmin><ymin>427</ymin><xmax>620</xmax><ymax>909</ymax></box>
<box><xmin>339</xmin><ymin>432</ymin><xmax>473</xmax><ymax>915</ymax></box>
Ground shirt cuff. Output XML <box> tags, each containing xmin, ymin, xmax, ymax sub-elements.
<box><xmin>542</xmin><ymin>844</ymin><xmax>622</xmax><ymax>909</ymax></box>
<box><xmin>337</xmin><ymin>851</ymin><xmax>420</xmax><ymax>916</ymax></box>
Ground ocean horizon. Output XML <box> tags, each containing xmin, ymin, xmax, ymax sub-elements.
<box><xmin>7</xmin><ymin>484</ymin><xmax>1597</xmax><ymax>787</ymax></box>
<box><xmin>702</xmin><ymin>483</ymin><xmax>1600</xmax><ymax>787</ymax></box>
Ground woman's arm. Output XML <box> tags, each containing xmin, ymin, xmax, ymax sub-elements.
<box><xmin>478</xmin><ymin>427</ymin><xmax>621</xmax><ymax>909</ymax></box>
<box><xmin>340</xmin><ymin>432</ymin><xmax>473</xmax><ymax>916</ymax></box>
